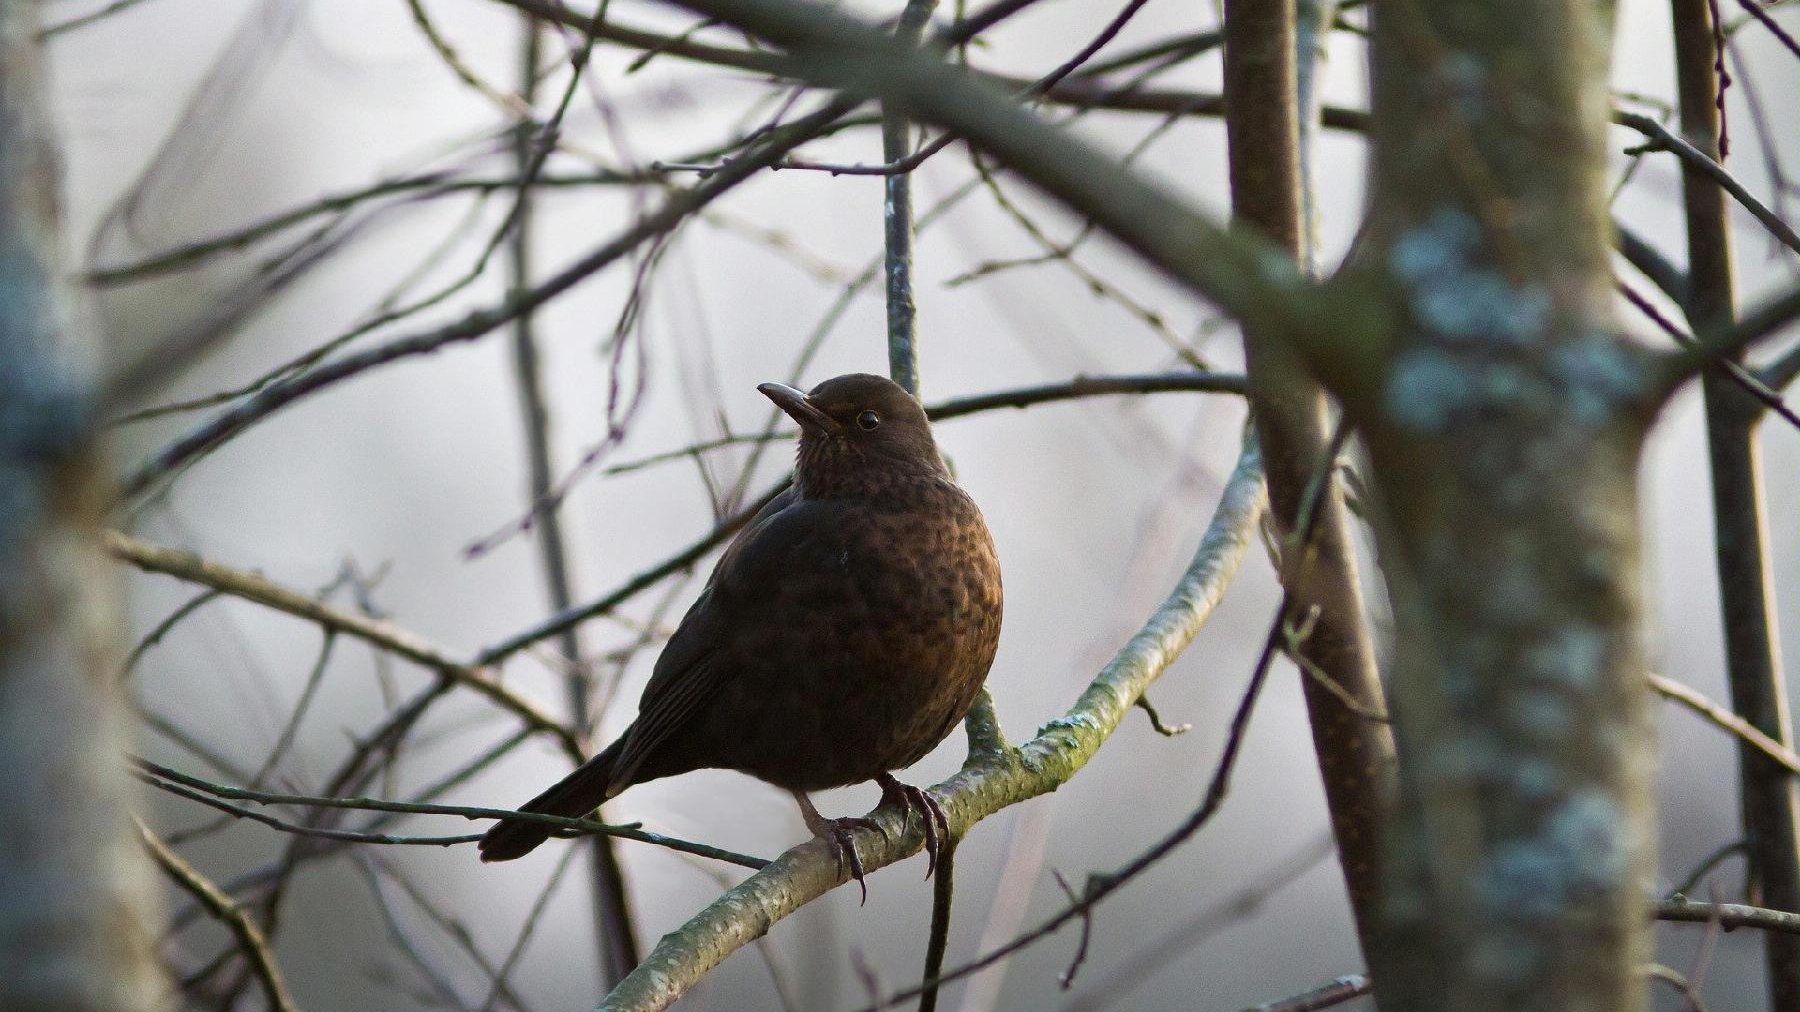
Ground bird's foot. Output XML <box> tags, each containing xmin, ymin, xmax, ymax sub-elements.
<box><xmin>876</xmin><ymin>773</ymin><xmax>950</xmax><ymax>879</ymax></box>
<box><xmin>794</xmin><ymin>792</ymin><xmax>877</xmax><ymax>904</ymax></box>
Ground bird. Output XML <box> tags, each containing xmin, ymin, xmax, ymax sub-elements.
<box><xmin>478</xmin><ymin>373</ymin><xmax>1003</xmax><ymax>896</ymax></box>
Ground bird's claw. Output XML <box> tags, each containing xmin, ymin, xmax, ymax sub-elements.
<box><xmin>877</xmin><ymin>773</ymin><xmax>951</xmax><ymax>879</ymax></box>
<box><xmin>823</xmin><ymin>817</ymin><xmax>879</xmax><ymax>904</ymax></box>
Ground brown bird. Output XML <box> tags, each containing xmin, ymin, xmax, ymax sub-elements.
<box><xmin>479</xmin><ymin>373</ymin><xmax>1003</xmax><ymax>892</ymax></box>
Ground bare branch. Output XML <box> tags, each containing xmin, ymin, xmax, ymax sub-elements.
<box><xmin>105</xmin><ymin>531</ymin><xmax>579</xmax><ymax>752</ymax></box>
<box><xmin>135</xmin><ymin>757</ymin><xmax>771</xmax><ymax>869</ymax></box>
<box><xmin>655</xmin><ymin>0</ymin><xmax>1374</xmax><ymax>389</ymax></box>
<box><xmin>1615</xmin><ymin>110</ymin><xmax>1800</xmax><ymax>258</ymax></box>
<box><xmin>1663</xmin><ymin>282</ymin><xmax>1800</xmax><ymax>386</ymax></box>
<box><xmin>1651</xmin><ymin>673</ymin><xmax>1800</xmax><ymax>775</ymax></box>
<box><xmin>0</xmin><ymin>4</ymin><xmax>168</xmax><ymax>1004</ymax></box>
<box><xmin>1243</xmin><ymin>975</ymin><xmax>1373</xmax><ymax>1012</ymax></box>
<box><xmin>117</xmin><ymin>96</ymin><xmax>859</xmax><ymax>501</ymax></box>
<box><xmin>1657</xmin><ymin>900</ymin><xmax>1800</xmax><ymax>937</ymax></box>
<box><xmin>138</xmin><ymin>819</ymin><xmax>296</xmax><ymax>1012</ymax></box>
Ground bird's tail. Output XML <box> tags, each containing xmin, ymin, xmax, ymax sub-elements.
<box><xmin>478</xmin><ymin>736</ymin><xmax>625</xmax><ymax>862</ymax></box>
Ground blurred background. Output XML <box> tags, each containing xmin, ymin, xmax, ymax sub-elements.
<box><xmin>45</xmin><ymin>0</ymin><xmax>1798</xmax><ymax>1007</ymax></box>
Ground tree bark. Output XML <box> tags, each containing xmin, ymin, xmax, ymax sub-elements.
<box><xmin>0</xmin><ymin>4</ymin><xmax>169</xmax><ymax>1009</ymax></box>
<box><xmin>1361</xmin><ymin>2</ymin><xmax>1658</xmax><ymax>1009</ymax></box>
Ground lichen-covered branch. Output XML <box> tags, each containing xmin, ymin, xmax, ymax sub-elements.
<box><xmin>596</xmin><ymin>443</ymin><xmax>1266</xmax><ymax>1011</ymax></box>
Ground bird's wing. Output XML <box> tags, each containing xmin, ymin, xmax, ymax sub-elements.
<box><xmin>610</xmin><ymin>486</ymin><xmax>843</xmax><ymax>789</ymax></box>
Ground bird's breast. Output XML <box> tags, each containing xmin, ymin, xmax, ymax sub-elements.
<box><xmin>706</xmin><ymin>482</ymin><xmax>1002</xmax><ymax>790</ymax></box>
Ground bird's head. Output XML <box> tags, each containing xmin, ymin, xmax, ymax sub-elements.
<box><xmin>759</xmin><ymin>373</ymin><xmax>946</xmax><ymax>497</ymax></box>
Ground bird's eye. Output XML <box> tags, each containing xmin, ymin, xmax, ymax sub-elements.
<box><xmin>856</xmin><ymin>410</ymin><xmax>882</xmax><ymax>430</ymax></box>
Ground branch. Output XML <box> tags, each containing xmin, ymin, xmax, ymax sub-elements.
<box><xmin>37</xmin><ymin>0</ymin><xmax>156</xmax><ymax>38</ymax></box>
<box><xmin>597</xmin><ymin>442</ymin><xmax>1266</xmax><ymax>1011</ymax></box>
<box><xmin>0</xmin><ymin>6</ymin><xmax>168</xmax><ymax>1005</ymax></box>
<box><xmin>491</xmin><ymin>0</ymin><xmax>1369</xmax><ymax>124</ymax></box>
<box><xmin>1239</xmin><ymin>897</ymin><xmax>1800</xmax><ymax>1012</ymax></box>
<box><xmin>931</xmin><ymin>371</ymin><xmax>1248</xmax><ymax>416</ymax></box>
<box><xmin>135</xmin><ymin>758</ymin><xmax>770</xmax><ymax>869</ymax></box>
<box><xmin>600</xmin><ymin>370</ymin><xmax>1247</xmax><ymax>478</ymax></box>
<box><xmin>104</xmin><ymin>531</ymin><xmax>578</xmax><ymax>753</ymax></box>
<box><xmin>481</xmin><ymin>369</ymin><xmax>1248</xmax><ymax>662</ymax></box>
<box><xmin>1615</xmin><ymin>110</ymin><xmax>1800</xmax><ymax>258</ymax></box>
<box><xmin>478</xmin><ymin>480</ymin><xmax>789</xmax><ymax>665</ymax></box>
<box><xmin>1657</xmin><ymin>899</ymin><xmax>1800</xmax><ymax>936</ymax></box>
<box><xmin>1614</xmin><ymin>219</ymin><xmax>1690</xmax><ymax>310</ymax></box>
<box><xmin>1223</xmin><ymin>0</ymin><xmax>1392</xmax><ymax>967</ymax></box>
<box><xmin>1766</xmin><ymin>340</ymin><xmax>1800</xmax><ymax>393</ymax></box>
<box><xmin>656</xmin><ymin>0</ymin><xmax>1373</xmax><ymax>390</ymax></box>
<box><xmin>1651</xmin><ymin>673</ymin><xmax>1800</xmax><ymax>774</ymax></box>
<box><xmin>1244</xmin><ymin>975</ymin><xmax>1373</xmax><ymax>1012</ymax></box>
<box><xmin>137</xmin><ymin>818</ymin><xmax>297</xmax><ymax>1012</ymax></box>
<box><xmin>117</xmin><ymin>96</ymin><xmax>859</xmax><ymax>501</ymax></box>
<box><xmin>505</xmin><ymin>6</ymin><xmax>639</xmax><ymax>982</ymax></box>
<box><xmin>1660</xmin><ymin>282</ymin><xmax>1800</xmax><ymax>390</ymax></box>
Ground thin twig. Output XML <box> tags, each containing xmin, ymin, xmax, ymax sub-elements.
<box><xmin>37</xmin><ymin>0</ymin><xmax>157</xmax><ymax>38</ymax></box>
<box><xmin>1669</xmin><ymin>840</ymin><xmax>1748</xmax><ymax>899</ymax></box>
<box><xmin>1658</xmin><ymin>898</ymin><xmax>1800</xmax><ymax>935</ymax></box>
<box><xmin>1615</xmin><ymin>110</ymin><xmax>1800</xmax><ymax>257</ymax></box>
<box><xmin>1650</xmin><ymin>673</ymin><xmax>1800</xmax><ymax>775</ymax></box>
<box><xmin>117</xmin><ymin>587</ymin><xmax>221</xmax><ymax>683</ymax></box>
<box><xmin>117</xmin><ymin>96</ymin><xmax>862</xmax><ymax>502</ymax></box>
<box><xmin>480</xmin><ymin>844</ymin><xmax>583</xmax><ymax>1012</ymax></box>
<box><xmin>1733</xmin><ymin>0</ymin><xmax>1800</xmax><ymax>60</ymax></box>
<box><xmin>352</xmin><ymin>853</ymin><xmax>479</xmax><ymax>1009</ymax></box>
<box><xmin>1134</xmin><ymin>694</ymin><xmax>1191</xmax><ymax>736</ymax></box>
<box><xmin>1243</xmin><ymin>975</ymin><xmax>1372</xmax><ymax>1012</ymax></box>
<box><xmin>136</xmin><ymin>818</ymin><xmax>298</xmax><ymax>1012</ymax></box>
<box><xmin>1067</xmin><ymin>832</ymin><xmax>1339</xmax><ymax>1011</ymax></box>
<box><xmin>135</xmin><ymin>757</ymin><xmax>770</xmax><ymax>868</ymax></box>
<box><xmin>477</xmin><ymin>479</ymin><xmax>789</xmax><ymax>665</ymax></box>
<box><xmin>917</xmin><ymin>842</ymin><xmax>957</xmax><ymax>1012</ymax></box>
<box><xmin>106</xmin><ymin>531</ymin><xmax>579</xmax><ymax>752</ymax></box>
<box><xmin>408</xmin><ymin>0</ymin><xmax>531</xmax><ymax>116</ymax></box>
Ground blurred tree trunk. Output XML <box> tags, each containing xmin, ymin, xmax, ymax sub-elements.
<box><xmin>0</xmin><ymin>5</ymin><xmax>168</xmax><ymax>1010</ymax></box>
<box><xmin>1360</xmin><ymin>1</ymin><xmax>1657</xmax><ymax>1009</ymax></box>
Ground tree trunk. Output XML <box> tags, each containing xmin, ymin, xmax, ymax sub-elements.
<box><xmin>1362</xmin><ymin>2</ymin><xmax>1658</xmax><ymax>1008</ymax></box>
<box><xmin>0</xmin><ymin>5</ymin><xmax>169</xmax><ymax>1009</ymax></box>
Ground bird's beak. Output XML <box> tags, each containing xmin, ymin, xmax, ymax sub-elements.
<box><xmin>758</xmin><ymin>383</ymin><xmax>844</xmax><ymax>436</ymax></box>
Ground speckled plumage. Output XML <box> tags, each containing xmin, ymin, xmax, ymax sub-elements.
<box><xmin>480</xmin><ymin>374</ymin><xmax>1002</xmax><ymax>865</ymax></box>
